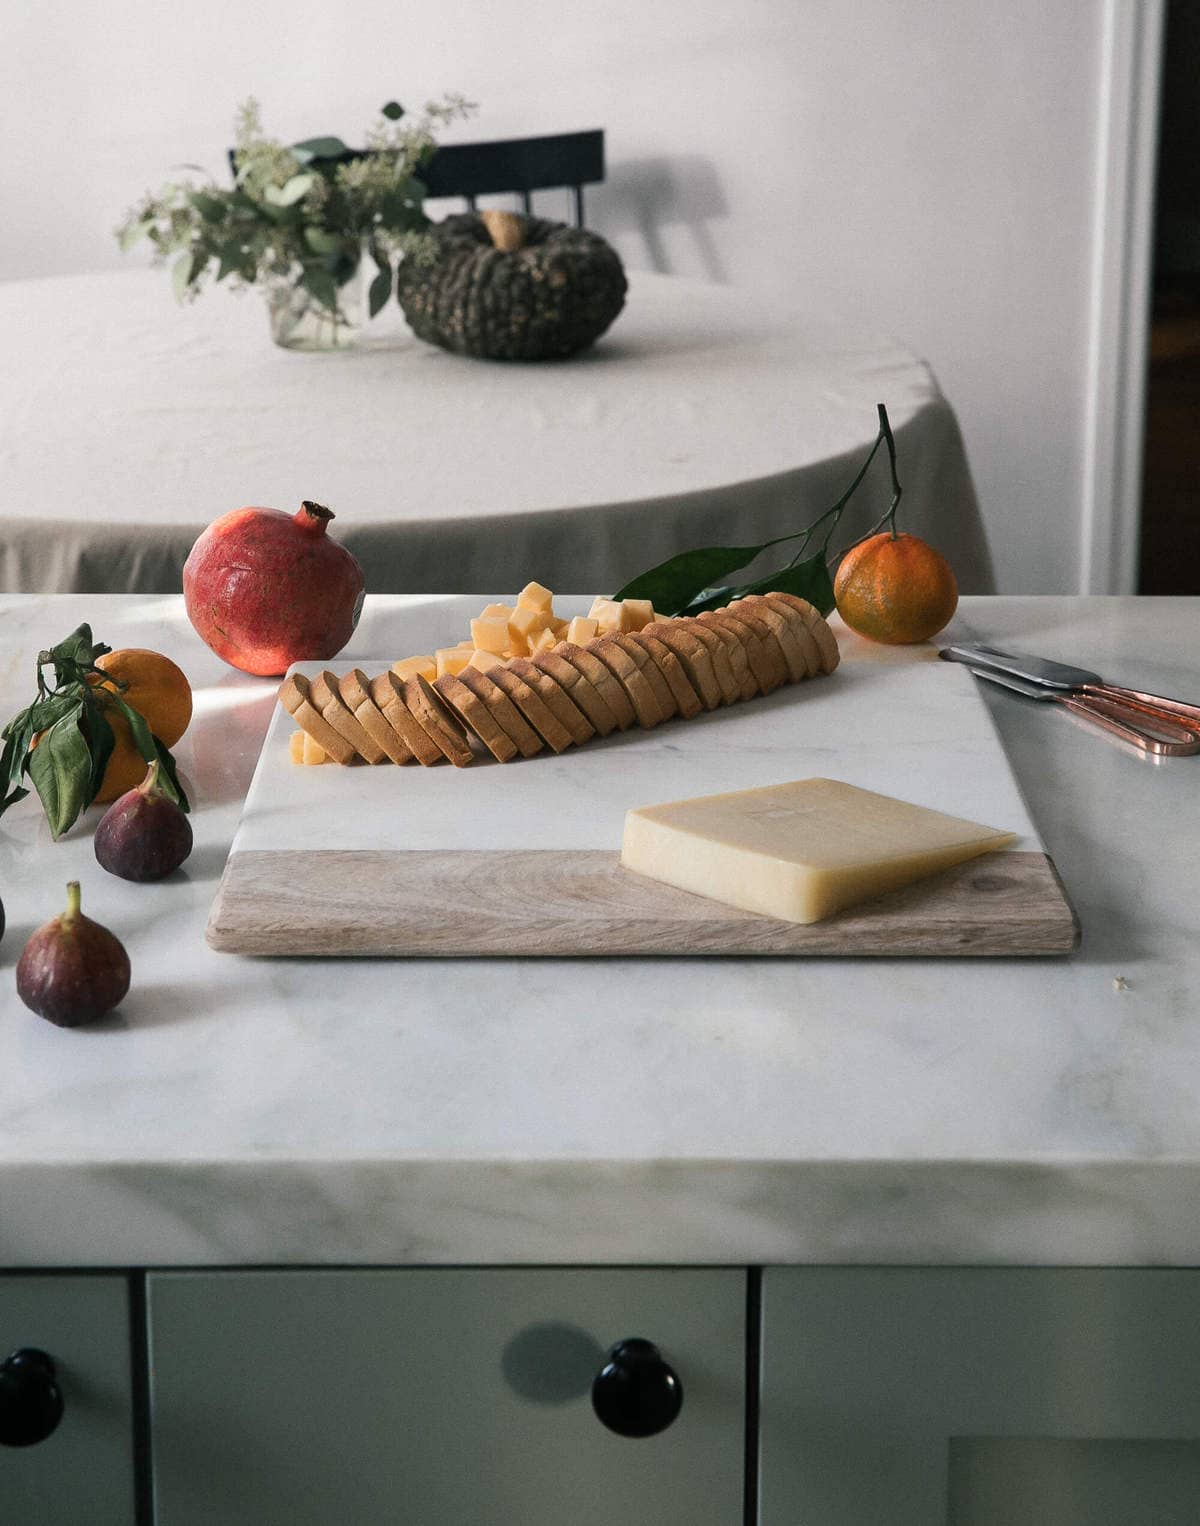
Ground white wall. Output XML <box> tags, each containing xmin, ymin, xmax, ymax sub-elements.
<box><xmin>1</xmin><ymin>0</ymin><xmax>1112</xmax><ymax>592</ymax></box>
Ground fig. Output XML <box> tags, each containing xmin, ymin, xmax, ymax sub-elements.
<box><xmin>16</xmin><ymin>882</ymin><xmax>130</xmax><ymax>1027</ymax></box>
<box><xmin>94</xmin><ymin>760</ymin><xmax>192</xmax><ymax>882</ymax></box>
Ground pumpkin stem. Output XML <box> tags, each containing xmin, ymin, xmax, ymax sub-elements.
<box><xmin>480</xmin><ymin>209</ymin><xmax>526</xmax><ymax>252</ymax></box>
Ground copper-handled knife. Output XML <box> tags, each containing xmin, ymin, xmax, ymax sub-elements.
<box><xmin>940</xmin><ymin>643</ymin><xmax>1200</xmax><ymax>757</ymax></box>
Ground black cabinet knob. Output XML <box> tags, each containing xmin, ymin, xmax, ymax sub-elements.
<box><xmin>0</xmin><ymin>1349</ymin><xmax>64</xmax><ymax>1447</ymax></box>
<box><xmin>591</xmin><ymin>1337</ymin><xmax>683</xmax><ymax>1438</ymax></box>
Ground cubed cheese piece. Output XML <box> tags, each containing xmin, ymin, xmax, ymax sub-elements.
<box><xmin>480</xmin><ymin>602</ymin><xmax>514</xmax><ymax>621</ymax></box>
<box><xmin>529</xmin><ymin>627</ymin><xmax>557</xmax><ymax>654</ymax></box>
<box><xmin>623</xmin><ymin>598</ymin><xmax>655</xmax><ymax>631</ymax></box>
<box><xmin>289</xmin><ymin>730</ymin><xmax>306</xmax><ymax>764</ymax></box>
<box><xmin>589</xmin><ymin>597</ymin><xmax>628</xmax><ymax>632</ymax></box>
<box><xmin>509</xmin><ymin>605</ymin><xmax>553</xmax><ymax>645</ymax></box>
<box><xmin>454</xmin><ymin>639</ymin><xmax>475</xmax><ymax>650</ymax></box>
<box><xmin>435</xmin><ymin>647</ymin><xmax>472</xmax><ymax>677</ymax></box>
<box><xmin>301</xmin><ymin>732</ymin><xmax>327</xmax><ymax>766</ymax></box>
<box><xmin>469</xmin><ymin>648</ymin><xmax>505</xmax><ymax>672</ymax></box>
<box><xmin>471</xmin><ymin>616</ymin><xmax>512</xmax><ymax>655</ymax></box>
<box><xmin>621</xmin><ymin>778</ymin><xmax>1016</xmax><ymax>925</ymax></box>
<box><xmin>550</xmin><ymin>617</ymin><xmax>569</xmax><ymax>636</ymax></box>
<box><xmin>517</xmin><ymin>580</ymin><xmax>554</xmax><ymax>613</ymax></box>
<box><xmin>566</xmin><ymin>616</ymin><xmax>599</xmax><ymax>644</ymax></box>
<box><xmin>392</xmin><ymin>655</ymin><xmax>437</xmax><ymax>682</ymax></box>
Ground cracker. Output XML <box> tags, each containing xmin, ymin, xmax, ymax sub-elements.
<box><xmin>486</xmin><ymin>664</ymin><xmax>575</xmax><ymax>753</ymax></box>
<box><xmin>338</xmin><ymin>669</ymin><xmax>413</xmax><ymax>764</ymax></box>
<box><xmin>680</xmin><ymin>618</ymin><xmax>745</xmax><ymax>702</ymax></box>
<box><xmin>310</xmin><ymin>670</ymin><xmax>385</xmax><ymax>763</ymax></box>
<box><xmin>369</xmin><ymin>672</ymin><xmax>444</xmax><ymax>766</ymax></box>
<box><xmin>623</xmin><ymin>631</ymin><xmax>702</xmax><ymax>719</ymax></box>
<box><xmin>434</xmin><ymin>673</ymin><xmax>518</xmax><ymax>763</ymax></box>
<box><xmin>642</xmin><ymin>621</ymin><xmax>722</xmax><ymax>710</ymax></box>
<box><xmin>587</xmin><ymin>637</ymin><xmax>665</xmax><ymax>728</ymax></box>
<box><xmin>456</xmin><ymin>666</ymin><xmax>544</xmax><ymax>758</ymax></box>
<box><xmin>533</xmin><ymin>650</ymin><xmax>619</xmax><ymax>737</ymax></box>
<box><xmin>278</xmin><ymin>674</ymin><xmax>358</xmax><ymax>764</ymax></box>
<box><xmin>507</xmin><ymin>657</ymin><xmax>595</xmax><ymax>746</ymax></box>
<box><xmin>554</xmin><ymin>642</ymin><xmax>637</xmax><ymax>730</ymax></box>
<box><xmin>732</xmin><ymin>597</ymin><xmax>812</xmax><ymax>683</ymax></box>
<box><xmin>763</xmin><ymin>591</ymin><xmax>840</xmax><ymax>673</ymax></box>
<box><xmin>405</xmin><ymin>675</ymin><xmax>474</xmax><ymax>767</ymax></box>
<box><xmin>610</xmin><ymin>634</ymin><xmax>677</xmax><ymax>720</ymax></box>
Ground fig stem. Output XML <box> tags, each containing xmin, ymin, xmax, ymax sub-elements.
<box><xmin>64</xmin><ymin>880</ymin><xmax>81</xmax><ymax>922</ymax></box>
<box><xmin>139</xmin><ymin>758</ymin><xmax>162</xmax><ymax>794</ymax></box>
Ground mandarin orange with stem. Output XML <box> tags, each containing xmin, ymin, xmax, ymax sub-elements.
<box><xmin>833</xmin><ymin>531</ymin><xmax>958</xmax><ymax>644</ymax></box>
<box><xmin>87</xmin><ymin>649</ymin><xmax>192</xmax><ymax>802</ymax></box>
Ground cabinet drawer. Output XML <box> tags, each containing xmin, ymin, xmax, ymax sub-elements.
<box><xmin>759</xmin><ymin>1267</ymin><xmax>1200</xmax><ymax>1524</ymax></box>
<box><xmin>149</xmin><ymin>1267</ymin><xmax>745</xmax><ymax>1526</ymax></box>
<box><xmin>0</xmin><ymin>1274</ymin><xmax>133</xmax><ymax>1526</ymax></box>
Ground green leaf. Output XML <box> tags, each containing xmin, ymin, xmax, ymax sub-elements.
<box><xmin>109</xmin><ymin>698</ymin><xmax>155</xmax><ymax>764</ymax></box>
<box><xmin>150</xmin><ymin>737</ymin><xmax>190</xmax><ymax>813</ymax></box>
<box><xmin>264</xmin><ymin>173</ymin><xmax>316</xmax><ymax>207</ymax></box>
<box><xmin>303</xmin><ymin>227</ymin><xmax>345</xmax><ymax>255</ymax></box>
<box><xmin>290</xmin><ymin>136</ymin><xmax>349</xmax><ymax>160</ymax></box>
<box><xmin>381</xmin><ymin>101</ymin><xmax>405</xmax><ymax>121</ymax></box>
<box><xmin>50</xmin><ymin>624</ymin><xmax>99</xmax><ymax>672</ymax></box>
<box><xmin>188</xmin><ymin>191</ymin><xmax>227</xmax><ymax>222</ymax></box>
<box><xmin>612</xmin><ymin>545</ymin><xmax>769</xmax><ymax>613</ymax></box>
<box><xmin>301</xmin><ymin>264</ymin><xmax>339</xmax><ymax>315</ymax></box>
<box><xmin>680</xmin><ymin>555</ymin><xmax>837</xmax><ymax>619</ymax></box>
<box><xmin>118</xmin><ymin>218</ymin><xmax>155</xmax><ymax>252</ymax></box>
<box><xmin>81</xmin><ymin>691</ymin><xmax>115</xmax><ymax>803</ymax></box>
<box><xmin>368</xmin><ymin>263</ymin><xmax>392</xmax><ymax>318</ymax></box>
<box><xmin>171</xmin><ymin>251</ymin><xmax>195</xmax><ymax>302</ymax></box>
<box><xmin>0</xmin><ymin>720</ymin><xmax>33</xmax><ymax>817</ymax></box>
<box><xmin>27</xmin><ymin>704</ymin><xmax>90</xmax><ymax>840</ymax></box>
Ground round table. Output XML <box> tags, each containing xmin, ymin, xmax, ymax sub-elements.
<box><xmin>0</xmin><ymin>268</ymin><xmax>991</xmax><ymax>596</ymax></box>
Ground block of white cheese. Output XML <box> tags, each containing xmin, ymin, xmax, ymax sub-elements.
<box><xmin>620</xmin><ymin>778</ymin><xmax>1016</xmax><ymax>924</ymax></box>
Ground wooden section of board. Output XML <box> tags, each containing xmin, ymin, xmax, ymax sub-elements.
<box><xmin>206</xmin><ymin>848</ymin><xmax>1078</xmax><ymax>957</ymax></box>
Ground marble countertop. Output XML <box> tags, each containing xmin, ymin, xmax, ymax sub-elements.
<box><xmin>1</xmin><ymin>594</ymin><xmax>1197</xmax><ymax>1268</ymax></box>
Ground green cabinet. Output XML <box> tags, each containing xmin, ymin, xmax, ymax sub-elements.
<box><xmin>0</xmin><ymin>1274</ymin><xmax>134</xmax><ymax>1526</ymax></box>
<box><xmin>148</xmin><ymin>1267</ymin><xmax>746</xmax><ymax>1526</ymax></box>
<box><xmin>758</xmin><ymin>1268</ymin><xmax>1200</xmax><ymax>1524</ymax></box>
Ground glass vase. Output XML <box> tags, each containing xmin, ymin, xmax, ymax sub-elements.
<box><xmin>265</xmin><ymin>263</ymin><xmax>366</xmax><ymax>352</ymax></box>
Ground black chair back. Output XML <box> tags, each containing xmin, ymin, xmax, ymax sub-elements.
<box><xmin>418</xmin><ymin>130</ymin><xmax>604</xmax><ymax>226</ymax></box>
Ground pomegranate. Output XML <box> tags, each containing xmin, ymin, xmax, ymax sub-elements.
<box><xmin>183</xmin><ymin>501</ymin><xmax>364</xmax><ymax>676</ymax></box>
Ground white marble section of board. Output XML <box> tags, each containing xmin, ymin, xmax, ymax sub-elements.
<box><xmin>231</xmin><ymin>645</ymin><xmax>1040</xmax><ymax>856</ymax></box>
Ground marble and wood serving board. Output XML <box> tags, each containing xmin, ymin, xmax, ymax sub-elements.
<box><xmin>207</xmin><ymin>646</ymin><xmax>1078</xmax><ymax>957</ymax></box>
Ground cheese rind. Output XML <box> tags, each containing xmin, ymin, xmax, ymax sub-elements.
<box><xmin>620</xmin><ymin>778</ymin><xmax>1016</xmax><ymax>924</ymax></box>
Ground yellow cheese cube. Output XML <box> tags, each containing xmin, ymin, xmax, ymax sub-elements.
<box><xmin>621</xmin><ymin>778</ymin><xmax>1016</xmax><ymax>925</ymax></box>
<box><xmin>469</xmin><ymin>648</ymin><xmax>505</xmax><ymax>671</ymax></box>
<box><xmin>589</xmin><ymin>597</ymin><xmax>624</xmax><ymax>632</ymax></box>
<box><xmin>517</xmin><ymin>580</ymin><xmax>554</xmax><ymax>614</ymax></box>
<box><xmin>289</xmin><ymin>730</ymin><xmax>306</xmax><ymax>764</ymax></box>
<box><xmin>529</xmin><ymin>627</ymin><xmax>557</xmax><ymax>654</ymax></box>
<box><xmin>436</xmin><ymin>647</ymin><xmax>472</xmax><ymax>677</ymax></box>
<box><xmin>471</xmin><ymin>616</ymin><xmax>512</xmax><ymax>655</ymax></box>
<box><xmin>392</xmin><ymin>655</ymin><xmax>437</xmax><ymax>681</ymax></box>
<box><xmin>550</xmin><ymin>617</ymin><xmax>569</xmax><ymax>636</ymax></box>
<box><xmin>480</xmin><ymin>602</ymin><xmax>514</xmax><ymax>621</ymax></box>
<box><xmin>623</xmin><ymin>598</ymin><xmax>655</xmax><ymax>631</ymax></box>
<box><xmin>301</xmin><ymin>732</ymin><xmax>327</xmax><ymax>766</ymax></box>
<box><xmin>454</xmin><ymin>639</ymin><xmax>475</xmax><ymax>650</ymax></box>
<box><xmin>566</xmin><ymin>616</ymin><xmax>599</xmax><ymax>644</ymax></box>
<box><xmin>509</xmin><ymin>605</ymin><xmax>552</xmax><ymax>645</ymax></box>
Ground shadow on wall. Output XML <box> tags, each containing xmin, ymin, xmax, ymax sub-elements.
<box><xmin>595</xmin><ymin>156</ymin><xmax>729</xmax><ymax>283</ymax></box>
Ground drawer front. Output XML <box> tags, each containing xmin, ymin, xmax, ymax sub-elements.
<box><xmin>759</xmin><ymin>1267</ymin><xmax>1200</xmax><ymax>1524</ymax></box>
<box><xmin>149</xmin><ymin>1267</ymin><xmax>745</xmax><ymax>1526</ymax></box>
<box><xmin>0</xmin><ymin>1274</ymin><xmax>134</xmax><ymax>1526</ymax></box>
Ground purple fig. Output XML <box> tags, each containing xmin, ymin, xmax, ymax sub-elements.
<box><xmin>94</xmin><ymin>760</ymin><xmax>192</xmax><ymax>882</ymax></box>
<box><xmin>16</xmin><ymin>881</ymin><xmax>130</xmax><ymax>1027</ymax></box>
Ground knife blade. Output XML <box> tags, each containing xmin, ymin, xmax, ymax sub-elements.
<box><xmin>939</xmin><ymin>644</ymin><xmax>1099</xmax><ymax>690</ymax></box>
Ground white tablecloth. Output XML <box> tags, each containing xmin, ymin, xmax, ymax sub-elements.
<box><xmin>0</xmin><ymin>268</ymin><xmax>992</xmax><ymax>595</ymax></box>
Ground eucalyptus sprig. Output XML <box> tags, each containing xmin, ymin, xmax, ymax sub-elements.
<box><xmin>116</xmin><ymin>93</ymin><xmax>476</xmax><ymax>321</ymax></box>
<box><xmin>0</xmin><ymin>626</ymin><xmax>189</xmax><ymax>841</ymax></box>
<box><xmin>612</xmin><ymin>402</ymin><xmax>904</xmax><ymax>617</ymax></box>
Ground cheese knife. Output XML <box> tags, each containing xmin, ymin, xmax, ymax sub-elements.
<box><xmin>940</xmin><ymin>644</ymin><xmax>1200</xmax><ymax>756</ymax></box>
